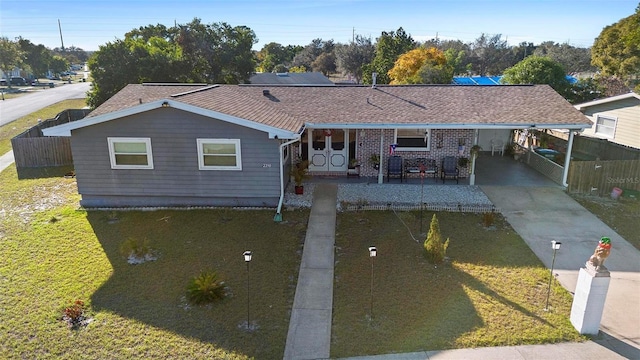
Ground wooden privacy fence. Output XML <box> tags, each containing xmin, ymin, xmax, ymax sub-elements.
<box><xmin>567</xmin><ymin>160</ymin><xmax>640</xmax><ymax>196</ymax></box>
<box><xmin>10</xmin><ymin>109</ymin><xmax>89</xmax><ymax>168</ymax></box>
<box><xmin>11</xmin><ymin>136</ymin><xmax>72</xmax><ymax>167</ymax></box>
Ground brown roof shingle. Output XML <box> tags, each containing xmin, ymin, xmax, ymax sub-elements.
<box><xmin>88</xmin><ymin>84</ymin><xmax>591</xmax><ymax>130</ymax></box>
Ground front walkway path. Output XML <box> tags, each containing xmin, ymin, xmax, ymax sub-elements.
<box><xmin>481</xmin><ymin>186</ymin><xmax>640</xmax><ymax>357</ymax></box>
<box><xmin>284</xmin><ymin>184</ymin><xmax>338</xmax><ymax>360</ymax></box>
<box><xmin>0</xmin><ymin>150</ymin><xmax>14</xmax><ymax>173</ymax></box>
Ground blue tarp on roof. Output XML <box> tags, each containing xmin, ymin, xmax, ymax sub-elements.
<box><xmin>452</xmin><ymin>75</ymin><xmax>578</xmax><ymax>85</ymax></box>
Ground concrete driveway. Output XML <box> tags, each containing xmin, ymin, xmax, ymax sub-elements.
<box><xmin>481</xmin><ymin>186</ymin><xmax>640</xmax><ymax>354</ymax></box>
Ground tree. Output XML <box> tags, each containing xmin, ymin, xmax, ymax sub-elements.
<box><xmin>292</xmin><ymin>38</ymin><xmax>333</xmax><ymax>70</ymax></box>
<box><xmin>533</xmin><ymin>41</ymin><xmax>594</xmax><ymax>73</ymax></box>
<box><xmin>18</xmin><ymin>38</ymin><xmax>52</xmax><ymax>77</ymax></box>
<box><xmin>440</xmin><ymin>40</ymin><xmax>472</xmax><ymax>75</ymax></box>
<box><xmin>470</xmin><ymin>33</ymin><xmax>511</xmax><ymax>75</ymax></box>
<box><xmin>362</xmin><ymin>27</ymin><xmax>415</xmax><ymax>84</ymax></box>
<box><xmin>49</xmin><ymin>55</ymin><xmax>69</xmax><ymax>76</ymax></box>
<box><xmin>88</xmin><ymin>18</ymin><xmax>257</xmax><ymax>108</ymax></box>
<box><xmin>0</xmin><ymin>37</ymin><xmax>24</xmax><ymax>88</ymax></box>
<box><xmin>335</xmin><ymin>35</ymin><xmax>375</xmax><ymax>83</ymax></box>
<box><xmin>501</xmin><ymin>56</ymin><xmax>570</xmax><ymax>95</ymax></box>
<box><xmin>311</xmin><ymin>52</ymin><xmax>336</xmax><ymax>76</ymax></box>
<box><xmin>177</xmin><ymin>19</ymin><xmax>257</xmax><ymax>84</ymax></box>
<box><xmin>591</xmin><ymin>8</ymin><xmax>640</xmax><ymax>82</ymax></box>
<box><xmin>256</xmin><ymin>42</ymin><xmax>289</xmax><ymax>73</ymax></box>
<box><xmin>388</xmin><ymin>47</ymin><xmax>452</xmax><ymax>84</ymax></box>
<box><xmin>423</xmin><ymin>214</ymin><xmax>449</xmax><ymax>264</ymax></box>
<box><xmin>87</xmin><ymin>37</ymin><xmax>182</xmax><ymax>108</ymax></box>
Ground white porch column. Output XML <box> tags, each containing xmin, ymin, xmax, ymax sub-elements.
<box><xmin>378</xmin><ymin>129</ymin><xmax>384</xmax><ymax>184</ymax></box>
<box><xmin>470</xmin><ymin>129</ymin><xmax>479</xmax><ymax>185</ymax></box>
<box><xmin>562</xmin><ymin>130</ymin><xmax>575</xmax><ymax>187</ymax></box>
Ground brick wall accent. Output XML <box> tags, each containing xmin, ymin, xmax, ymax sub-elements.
<box><xmin>355</xmin><ymin>128</ymin><xmax>475</xmax><ymax>178</ymax></box>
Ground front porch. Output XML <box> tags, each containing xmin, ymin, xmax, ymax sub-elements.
<box><xmin>301</xmin><ymin>152</ymin><xmax>559</xmax><ymax>187</ymax></box>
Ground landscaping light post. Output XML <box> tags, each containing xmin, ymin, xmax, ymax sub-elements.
<box><xmin>243</xmin><ymin>250</ymin><xmax>252</xmax><ymax>330</ymax></box>
<box><xmin>369</xmin><ymin>246</ymin><xmax>377</xmax><ymax>320</ymax></box>
<box><xmin>545</xmin><ymin>241</ymin><xmax>561</xmax><ymax>311</ymax></box>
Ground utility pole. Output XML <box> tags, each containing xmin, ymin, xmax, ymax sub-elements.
<box><xmin>58</xmin><ymin>19</ymin><xmax>65</xmax><ymax>51</ymax></box>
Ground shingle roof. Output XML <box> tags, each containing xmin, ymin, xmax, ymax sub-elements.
<box><xmin>88</xmin><ymin>83</ymin><xmax>592</xmax><ymax>131</ymax></box>
<box><xmin>249</xmin><ymin>72</ymin><xmax>334</xmax><ymax>85</ymax></box>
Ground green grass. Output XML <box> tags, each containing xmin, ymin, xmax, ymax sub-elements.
<box><xmin>570</xmin><ymin>193</ymin><xmax>640</xmax><ymax>250</ymax></box>
<box><xmin>1</xmin><ymin>165</ymin><xmax>309</xmax><ymax>359</ymax></box>
<box><xmin>0</xmin><ymin>98</ymin><xmax>87</xmax><ymax>155</ymax></box>
<box><xmin>331</xmin><ymin>211</ymin><xmax>584</xmax><ymax>357</ymax></box>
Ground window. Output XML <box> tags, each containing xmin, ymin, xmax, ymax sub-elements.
<box><xmin>107</xmin><ymin>137</ymin><xmax>153</xmax><ymax>169</ymax></box>
<box><xmin>197</xmin><ymin>139</ymin><xmax>242</xmax><ymax>170</ymax></box>
<box><xmin>394</xmin><ymin>129</ymin><xmax>431</xmax><ymax>151</ymax></box>
<box><xmin>594</xmin><ymin>115</ymin><xmax>617</xmax><ymax>138</ymax></box>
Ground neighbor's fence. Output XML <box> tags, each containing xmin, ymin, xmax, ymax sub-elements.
<box><xmin>572</xmin><ymin>136</ymin><xmax>640</xmax><ymax>161</ymax></box>
<box><xmin>567</xmin><ymin>159</ymin><xmax>640</xmax><ymax>196</ymax></box>
<box><xmin>11</xmin><ymin>109</ymin><xmax>89</xmax><ymax>168</ymax></box>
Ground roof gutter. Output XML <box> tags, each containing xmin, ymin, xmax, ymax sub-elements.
<box><xmin>303</xmin><ymin>123</ymin><xmax>591</xmax><ymax>130</ymax></box>
<box><xmin>274</xmin><ymin>137</ymin><xmax>301</xmax><ymax>222</ymax></box>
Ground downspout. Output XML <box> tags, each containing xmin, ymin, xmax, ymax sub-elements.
<box><xmin>378</xmin><ymin>129</ymin><xmax>384</xmax><ymax>184</ymax></box>
<box><xmin>562</xmin><ymin>130</ymin><xmax>575</xmax><ymax>188</ymax></box>
<box><xmin>275</xmin><ymin>137</ymin><xmax>301</xmax><ymax>222</ymax></box>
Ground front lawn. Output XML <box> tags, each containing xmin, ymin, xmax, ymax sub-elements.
<box><xmin>332</xmin><ymin>211</ymin><xmax>584</xmax><ymax>357</ymax></box>
<box><xmin>570</xmin><ymin>193</ymin><xmax>640</xmax><ymax>250</ymax></box>
<box><xmin>0</xmin><ymin>165</ymin><xmax>308</xmax><ymax>359</ymax></box>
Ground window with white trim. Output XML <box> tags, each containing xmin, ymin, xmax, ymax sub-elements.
<box><xmin>107</xmin><ymin>137</ymin><xmax>153</xmax><ymax>169</ymax></box>
<box><xmin>594</xmin><ymin>115</ymin><xmax>617</xmax><ymax>138</ymax></box>
<box><xmin>197</xmin><ymin>139</ymin><xmax>242</xmax><ymax>170</ymax></box>
<box><xmin>394</xmin><ymin>129</ymin><xmax>431</xmax><ymax>151</ymax></box>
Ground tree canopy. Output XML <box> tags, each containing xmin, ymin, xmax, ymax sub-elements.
<box><xmin>0</xmin><ymin>37</ymin><xmax>24</xmax><ymax>87</ymax></box>
<box><xmin>87</xmin><ymin>18</ymin><xmax>257</xmax><ymax>108</ymax></box>
<box><xmin>335</xmin><ymin>35</ymin><xmax>375</xmax><ymax>83</ymax></box>
<box><xmin>501</xmin><ymin>55</ymin><xmax>569</xmax><ymax>93</ymax></box>
<box><xmin>362</xmin><ymin>27</ymin><xmax>415</xmax><ymax>84</ymax></box>
<box><xmin>591</xmin><ymin>8</ymin><xmax>640</xmax><ymax>84</ymax></box>
<box><xmin>388</xmin><ymin>47</ymin><xmax>452</xmax><ymax>84</ymax></box>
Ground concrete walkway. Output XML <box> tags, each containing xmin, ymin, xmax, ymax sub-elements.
<box><xmin>0</xmin><ymin>150</ymin><xmax>14</xmax><ymax>173</ymax></box>
<box><xmin>284</xmin><ymin>184</ymin><xmax>338</xmax><ymax>359</ymax></box>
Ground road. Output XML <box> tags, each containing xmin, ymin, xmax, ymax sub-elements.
<box><xmin>0</xmin><ymin>82</ymin><xmax>91</xmax><ymax>126</ymax></box>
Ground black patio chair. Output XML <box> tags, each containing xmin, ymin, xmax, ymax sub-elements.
<box><xmin>441</xmin><ymin>156</ymin><xmax>459</xmax><ymax>184</ymax></box>
<box><xmin>387</xmin><ymin>155</ymin><xmax>403</xmax><ymax>182</ymax></box>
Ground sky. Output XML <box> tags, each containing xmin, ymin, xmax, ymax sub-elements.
<box><xmin>0</xmin><ymin>0</ymin><xmax>637</xmax><ymax>51</ymax></box>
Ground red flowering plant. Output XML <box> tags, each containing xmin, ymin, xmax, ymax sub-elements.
<box><xmin>62</xmin><ymin>299</ymin><xmax>89</xmax><ymax>329</ymax></box>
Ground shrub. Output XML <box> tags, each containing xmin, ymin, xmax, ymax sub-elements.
<box><xmin>62</xmin><ymin>299</ymin><xmax>87</xmax><ymax>329</ymax></box>
<box><xmin>423</xmin><ymin>214</ymin><xmax>450</xmax><ymax>264</ymax></box>
<box><xmin>186</xmin><ymin>271</ymin><xmax>227</xmax><ymax>305</ymax></box>
<box><xmin>483</xmin><ymin>211</ymin><xmax>496</xmax><ymax>227</ymax></box>
<box><xmin>120</xmin><ymin>237</ymin><xmax>157</xmax><ymax>264</ymax></box>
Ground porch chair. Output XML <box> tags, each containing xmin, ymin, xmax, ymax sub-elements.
<box><xmin>491</xmin><ymin>139</ymin><xmax>505</xmax><ymax>156</ymax></box>
<box><xmin>387</xmin><ymin>155</ymin><xmax>404</xmax><ymax>182</ymax></box>
<box><xmin>440</xmin><ymin>156</ymin><xmax>459</xmax><ymax>184</ymax></box>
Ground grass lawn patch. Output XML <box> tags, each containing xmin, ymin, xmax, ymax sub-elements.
<box><xmin>332</xmin><ymin>211</ymin><xmax>584</xmax><ymax>358</ymax></box>
<box><xmin>1</xmin><ymin>163</ymin><xmax>309</xmax><ymax>359</ymax></box>
<box><xmin>570</xmin><ymin>193</ymin><xmax>640</xmax><ymax>250</ymax></box>
<box><xmin>0</xmin><ymin>98</ymin><xmax>86</xmax><ymax>155</ymax></box>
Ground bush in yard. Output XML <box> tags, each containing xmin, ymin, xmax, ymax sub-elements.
<box><xmin>424</xmin><ymin>214</ymin><xmax>450</xmax><ymax>264</ymax></box>
<box><xmin>120</xmin><ymin>237</ymin><xmax>157</xmax><ymax>264</ymax></box>
<box><xmin>62</xmin><ymin>299</ymin><xmax>89</xmax><ymax>329</ymax></box>
<box><xmin>186</xmin><ymin>271</ymin><xmax>227</xmax><ymax>305</ymax></box>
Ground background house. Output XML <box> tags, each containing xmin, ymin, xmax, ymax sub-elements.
<box><xmin>575</xmin><ymin>92</ymin><xmax>640</xmax><ymax>149</ymax></box>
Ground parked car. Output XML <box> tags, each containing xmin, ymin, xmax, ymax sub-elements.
<box><xmin>0</xmin><ymin>77</ymin><xmax>27</xmax><ymax>86</ymax></box>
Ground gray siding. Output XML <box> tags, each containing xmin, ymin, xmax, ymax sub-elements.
<box><xmin>71</xmin><ymin>108</ymin><xmax>283</xmax><ymax>207</ymax></box>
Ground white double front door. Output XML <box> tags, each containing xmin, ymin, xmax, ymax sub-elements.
<box><xmin>308</xmin><ymin>129</ymin><xmax>348</xmax><ymax>172</ymax></box>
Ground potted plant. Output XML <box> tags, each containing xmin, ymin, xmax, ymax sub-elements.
<box><xmin>470</xmin><ymin>144</ymin><xmax>482</xmax><ymax>160</ymax></box>
<box><xmin>458</xmin><ymin>157</ymin><xmax>469</xmax><ymax>167</ymax></box>
<box><xmin>369</xmin><ymin>154</ymin><xmax>380</xmax><ymax>170</ymax></box>
<box><xmin>290</xmin><ymin>159</ymin><xmax>309</xmax><ymax>194</ymax></box>
<box><xmin>347</xmin><ymin>158</ymin><xmax>360</xmax><ymax>177</ymax></box>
